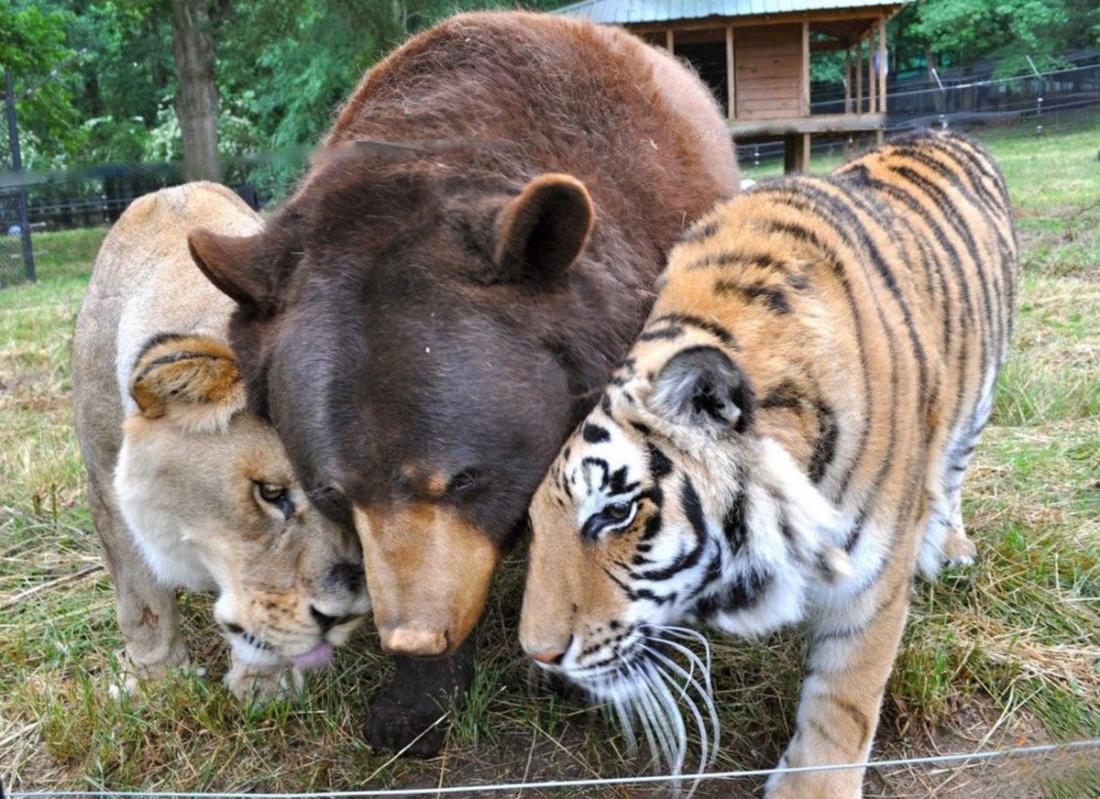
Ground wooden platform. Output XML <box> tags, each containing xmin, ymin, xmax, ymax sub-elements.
<box><xmin>728</xmin><ymin>112</ymin><xmax>886</xmax><ymax>138</ymax></box>
<box><xmin>728</xmin><ymin>113</ymin><xmax>887</xmax><ymax>172</ymax></box>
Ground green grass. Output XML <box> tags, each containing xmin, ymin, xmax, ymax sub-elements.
<box><xmin>2</xmin><ymin>114</ymin><xmax>1098</xmax><ymax>796</ymax></box>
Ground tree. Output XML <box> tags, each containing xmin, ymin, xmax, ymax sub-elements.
<box><xmin>171</xmin><ymin>0</ymin><xmax>219</xmax><ymax>180</ymax></box>
<box><xmin>0</xmin><ymin>3</ymin><xmax>82</xmax><ymax>167</ymax></box>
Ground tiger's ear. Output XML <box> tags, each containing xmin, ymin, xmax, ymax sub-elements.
<box><xmin>493</xmin><ymin>173</ymin><xmax>594</xmax><ymax>282</ymax></box>
<box><xmin>648</xmin><ymin>345</ymin><xmax>754</xmax><ymax>434</ymax></box>
<box><xmin>130</xmin><ymin>335</ymin><xmax>246</xmax><ymax>433</ymax></box>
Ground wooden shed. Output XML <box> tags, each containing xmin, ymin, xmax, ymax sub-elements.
<box><xmin>556</xmin><ymin>0</ymin><xmax>910</xmax><ymax>171</ymax></box>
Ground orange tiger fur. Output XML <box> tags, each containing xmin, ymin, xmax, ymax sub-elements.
<box><xmin>520</xmin><ymin>130</ymin><xmax>1018</xmax><ymax>798</ymax></box>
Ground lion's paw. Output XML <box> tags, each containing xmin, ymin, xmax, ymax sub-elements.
<box><xmin>225</xmin><ymin>662</ymin><xmax>304</xmax><ymax>703</ymax></box>
<box><xmin>108</xmin><ymin>641</ymin><xmax>191</xmax><ymax>699</ymax></box>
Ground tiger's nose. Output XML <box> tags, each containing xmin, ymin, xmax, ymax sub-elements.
<box><xmin>526</xmin><ymin>646</ymin><xmax>566</xmax><ymax>665</ymax></box>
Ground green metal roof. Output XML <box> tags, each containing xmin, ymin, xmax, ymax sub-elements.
<box><xmin>554</xmin><ymin>0</ymin><xmax>907</xmax><ymax>25</ymax></box>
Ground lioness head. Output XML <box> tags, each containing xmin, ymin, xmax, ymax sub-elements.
<box><xmin>115</xmin><ymin>334</ymin><xmax>370</xmax><ymax>670</ymax></box>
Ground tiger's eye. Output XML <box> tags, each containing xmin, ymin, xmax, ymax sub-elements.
<box><xmin>605</xmin><ymin>502</ymin><xmax>632</xmax><ymax>520</ymax></box>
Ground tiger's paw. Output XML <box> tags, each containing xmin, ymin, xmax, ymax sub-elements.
<box><xmin>225</xmin><ymin>661</ymin><xmax>304</xmax><ymax>703</ymax></box>
<box><xmin>942</xmin><ymin>524</ymin><xmax>977</xmax><ymax>568</ymax></box>
<box><xmin>764</xmin><ymin>747</ymin><xmax>863</xmax><ymax>799</ymax></box>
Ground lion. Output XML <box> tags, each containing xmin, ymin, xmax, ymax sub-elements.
<box><xmin>72</xmin><ymin>182</ymin><xmax>370</xmax><ymax>700</ymax></box>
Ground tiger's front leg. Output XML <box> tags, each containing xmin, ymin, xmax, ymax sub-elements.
<box><xmin>765</xmin><ymin>572</ymin><xmax>912</xmax><ymax>799</ymax></box>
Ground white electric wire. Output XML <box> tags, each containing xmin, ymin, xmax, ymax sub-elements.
<box><xmin>7</xmin><ymin>739</ymin><xmax>1099</xmax><ymax>797</ymax></box>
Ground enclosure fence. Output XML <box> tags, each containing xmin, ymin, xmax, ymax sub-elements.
<box><xmin>1</xmin><ymin>56</ymin><xmax>1098</xmax><ymax>288</ymax></box>
<box><xmin>737</xmin><ymin>58</ymin><xmax>1100</xmax><ymax>166</ymax></box>
<box><xmin>6</xmin><ymin>739</ymin><xmax>1100</xmax><ymax>797</ymax></box>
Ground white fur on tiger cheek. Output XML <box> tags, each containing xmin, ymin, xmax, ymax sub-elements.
<box><xmin>710</xmin><ymin>438</ymin><xmax>854</xmax><ymax>638</ymax></box>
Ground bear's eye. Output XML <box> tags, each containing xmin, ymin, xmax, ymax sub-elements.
<box><xmin>447</xmin><ymin>469</ymin><xmax>484</xmax><ymax>497</ymax></box>
<box><xmin>254</xmin><ymin>482</ymin><xmax>296</xmax><ymax>520</ymax></box>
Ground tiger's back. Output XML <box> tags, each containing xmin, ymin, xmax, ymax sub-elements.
<box><xmin>520</xmin><ymin>130</ymin><xmax>1018</xmax><ymax>798</ymax></box>
<box><xmin>666</xmin><ymin>129</ymin><xmax>1017</xmax><ymax>582</ymax></box>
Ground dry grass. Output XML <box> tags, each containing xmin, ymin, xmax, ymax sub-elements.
<box><xmin>1</xmin><ymin>115</ymin><xmax>1098</xmax><ymax>795</ymax></box>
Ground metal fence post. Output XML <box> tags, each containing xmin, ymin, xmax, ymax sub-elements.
<box><xmin>1025</xmin><ymin>54</ymin><xmax>1045</xmax><ymax>136</ymax></box>
<box><xmin>4</xmin><ymin>69</ymin><xmax>35</xmax><ymax>283</ymax></box>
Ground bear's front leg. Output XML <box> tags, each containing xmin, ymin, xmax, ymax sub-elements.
<box><xmin>364</xmin><ymin>632</ymin><xmax>477</xmax><ymax>756</ymax></box>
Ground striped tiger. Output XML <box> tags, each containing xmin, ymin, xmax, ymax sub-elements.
<box><xmin>519</xmin><ymin>130</ymin><xmax>1018</xmax><ymax>798</ymax></box>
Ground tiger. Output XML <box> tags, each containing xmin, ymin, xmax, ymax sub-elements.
<box><xmin>519</xmin><ymin>129</ymin><xmax>1018</xmax><ymax>798</ymax></box>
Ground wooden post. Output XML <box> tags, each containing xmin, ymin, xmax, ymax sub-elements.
<box><xmin>726</xmin><ymin>25</ymin><xmax>735</xmax><ymax>120</ymax></box>
<box><xmin>666</xmin><ymin>28</ymin><xmax>674</xmax><ymax>53</ymax></box>
<box><xmin>878</xmin><ymin>15</ymin><xmax>888</xmax><ymax>114</ymax></box>
<box><xmin>784</xmin><ymin>133</ymin><xmax>811</xmax><ymax>173</ymax></box>
<box><xmin>844</xmin><ymin>47</ymin><xmax>852</xmax><ymax>114</ymax></box>
<box><xmin>868</xmin><ymin>26</ymin><xmax>877</xmax><ymax>118</ymax></box>
<box><xmin>856</xmin><ymin>40</ymin><xmax>864</xmax><ymax>114</ymax></box>
<box><xmin>801</xmin><ymin>20</ymin><xmax>811</xmax><ymax>117</ymax></box>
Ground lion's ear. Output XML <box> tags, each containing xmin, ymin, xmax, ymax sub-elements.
<box><xmin>130</xmin><ymin>334</ymin><xmax>246</xmax><ymax>432</ymax></box>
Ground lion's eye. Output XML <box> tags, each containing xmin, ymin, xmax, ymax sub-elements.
<box><xmin>254</xmin><ymin>482</ymin><xmax>295</xmax><ymax>520</ymax></box>
<box><xmin>259</xmin><ymin>483</ymin><xmax>286</xmax><ymax>503</ymax></box>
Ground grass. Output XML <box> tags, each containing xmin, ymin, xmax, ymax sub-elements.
<box><xmin>1</xmin><ymin>113</ymin><xmax>1098</xmax><ymax>796</ymax></box>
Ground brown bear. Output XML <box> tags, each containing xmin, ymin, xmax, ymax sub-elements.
<box><xmin>189</xmin><ymin>10</ymin><xmax>738</xmax><ymax>754</ymax></box>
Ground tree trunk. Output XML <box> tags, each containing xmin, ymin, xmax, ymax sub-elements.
<box><xmin>171</xmin><ymin>0</ymin><xmax>220</xmax><ymax>181</ymax></box>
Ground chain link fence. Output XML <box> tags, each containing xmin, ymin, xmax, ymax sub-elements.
<box><xmin>737</xmin><ymin>52</ymin><xmax>1100</xmax><ymax>165</ymax></box>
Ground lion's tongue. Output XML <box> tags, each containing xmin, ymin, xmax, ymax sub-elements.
<box><xmin>290</xmin><ymin>642</ymin><xmax>334</xmax><ymax>670</ymax></box>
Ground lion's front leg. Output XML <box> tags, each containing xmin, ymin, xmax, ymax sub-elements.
<box><xmin>765</xmin><ymin>573</ymin><xmax>912</xmax><ymax>799</ymax></box>
<box><xmin>91</xmin><ymin>474</ymin><xmax>190</xmax><ymax>695</ymax></box>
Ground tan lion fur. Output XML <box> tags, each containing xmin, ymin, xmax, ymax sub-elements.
<box><xmin>73</xmin><ymin>183</ymin><xmax>369</xmax><ymax>701</ymax></box>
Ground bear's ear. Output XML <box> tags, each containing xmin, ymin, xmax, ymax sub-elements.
<box><xmin>189</xmin><ymin>227</ymin><xmax>292</xmax><ymax>315</ymax></box>
<box><xmin>493</xmin><ymin>173</ymin><xmax>594</xmax><ymax>282</ymax></box>
<box><xmin>130</xmin><ymin>334</ymin><xmax>246</xmax><ymax>433</ymax></box>
<box><xmin>648</xmin><ymin>345</ymin><xmax>754</xmax><ymax>435</ymax></box>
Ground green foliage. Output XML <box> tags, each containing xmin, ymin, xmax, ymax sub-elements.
<box><xmin>0</xmin><ymin>3</ymin><xmax>83</xmax><ymax>167</ymax></box>
<box><xmin>894</xmin><ymin>0</ymin><xmax>1100</xmax><ymax>77</ymax></box>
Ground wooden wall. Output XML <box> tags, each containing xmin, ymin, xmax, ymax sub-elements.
<box><xmin>733</xmin><ymin>24</ymin><xmax>802</xmax><ymax>120</ymax></box>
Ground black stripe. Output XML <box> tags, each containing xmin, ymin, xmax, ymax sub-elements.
<box><xmin>133</xmin><ymin>350</ymin><xmax>221</xmax><ymax>385</ymax></box>
<box><xmin>638</xmin><ymin>325</ymin><xmax>684</xmax><ymax>343</ymax></box>
<box><xmin>649</xmin><ymin>312</ymin><xmax>737</xmax><ymax>348</ymax></box>
<box><xmin>680</xmin><ymin>220</ymin><xmax>718</xmax><ymax>244</ymax></box>
<box><xmin>581</xmin><ymin>422</ymin><xmax>610</xmax><ymax>443</ymax></box>
<box><xmin>808</xmin><ymin>400</ymin><xmax>839</xmax><ymax>484</ymax></box>
<box><xmin>714</xmin><ymin>279</ymin><xmax>791</xmax><ymax>314</ymax></box>
<box><xmin>822</xmin><ymin>169</ymin><xmax>975</xmax><ymax>489</ymax></box>
<box><xmin>132</xmin><ymin>332</ymin><xmax>188</xmax><ymax>371</ymax></box>
<box><xmin>772</xmin><ymin>181</ymin><xmax>902</xmax><ymax>550</ymax></box>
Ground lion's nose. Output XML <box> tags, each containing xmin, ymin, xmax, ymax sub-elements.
<box><xmin>379</xmin><ymin>626</ymin><xmax>449</xmax><ymax>656</ymax></box>
<box><xmin>326</xmin><ymin>560</ymin><xmax>365</xmax><ymax>593</ymax></box>
<box><xmin>312</xmin><ymin>611</ymin><xmax>358</xmax><ymax>633</ymax></box>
